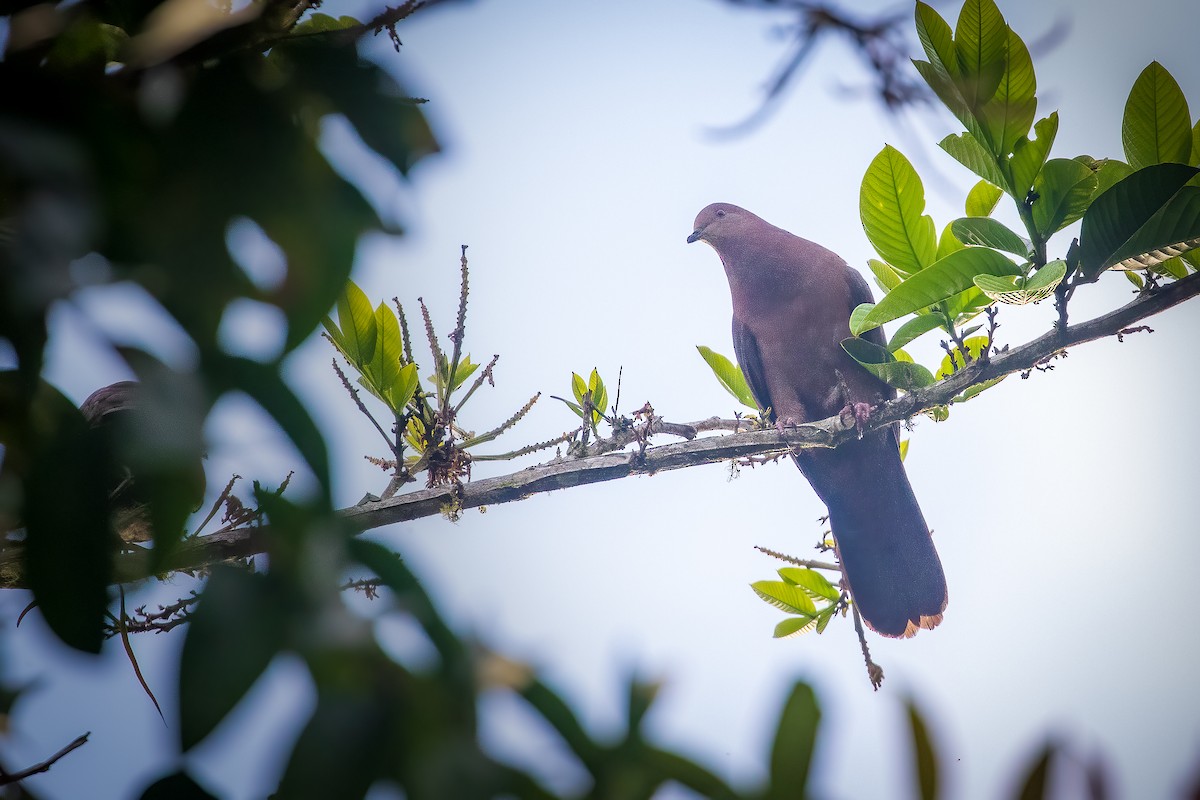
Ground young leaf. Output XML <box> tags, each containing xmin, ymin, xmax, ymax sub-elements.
<box><xmin>696</xmin><ymin>346</ymin><xmax>758</xmax><ymax>409</ymax></box>
<box><xmin>854</xmin><ymin>248</ymin><xmax>1019</xmax><ymax>333</ymax></box>
<box><xmin>907</xmin><ymin>702</ymin><xmax>940</xmax><ymax>800</ymax></box>
<box><xmin>939</xmin><ymin>131</ymin><xmax>1008</xmax><ymax>190</ymax></box>
<box><xmin>1008</xmin><ymin>113</ymin><xmax>1059</xmax><ymax>199</ymax></box>
<box><xmin>778</xmin><ymin>568</ymin><xmax>841</xmax><ymax>601</ymax></box>
<box><xmin>860</xmin><ymin>145</ymin><xmax>938</xmax><ymax>275</ymax></box>
<box><xmin>889</xmin><ymin>314</ymin><xmax>945</xmax><ymax>352</ymax></box>
<box><xmin>965</xmin><ymin>180</ymin><xmax>1004</xmax><ymax>217</ymax></box>
<box><xmin>387</xmin><ymin>362</ymin><xmax>420</xmax><ymax>411</ymax></box>
<box><xmin>1122</xmin><ymin>61</ymin><xmax>1193</xmax><ymax>169</ymax></box>
<box><xmin>953</xmin><ymin>0</ymin><xmax>1008</xmax><ymax>116</ymax></box>
<box><xmin>951</xmin><ymin>217</ymin><xmax>1032</xmax><ymax>257</ymax></box>
<box><xmin>365</xmin><ymin>302</ymin><xmax>401</xmax><ymax>397</ymax></box>
<box><xmin>773</xmin><ymin>616</ymin><xmax>817</xmax><ymax>638</ymax></box>
<box><xmin>751</xmin><ymin>581</ymin><xmax>817</xmax><ymax>616</ymax></box>
<box><xmin>841</xmin><ymin>338</ymin><xmax>937</xmax><ymax>391</ymax></box>
<box><xmin>935</xmin><ymin>336</ymin><xmax>990</xmax><ymax>380</ymax></box>
<box><xmin>335</xmin><ymin>280</ymin><xmax>377</xmax><ymax>366</ymax></box>
<box><xmin>1078</xmin><ymin>162</ymin><xmax>1200</xmax><ymax>276</ymax></box>
<box><xmin>1031</xmin><ymin>158</ymin><xmax>1097</xmax><ymax>236</ymax></box>
<box><xmin>977</xmin><ymin>27</ymin><xmax>1037</xmax><ymax>159</ymax></box>
<box><xmin>868</xmin><ymin>258</ymin><xmax>903</xmax><ymax>292</ymax></box>
<box><xmin>587</xmin><ymin>368</ymin><xmax>608</xmax><ymax>416</ymax></box>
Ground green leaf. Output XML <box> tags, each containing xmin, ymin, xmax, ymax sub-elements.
<box><xmin>841</xmin><ymin>338</ymin><xmax>937</xmax><ymax>391</ymax></box>
<box><xmin>588</xmin><ymin>368</ymin><xmax>608</xmax><ymax>415</ymax></box>
<box><xmin>773</xmin><ymin>616</ymin><xmax>817</xmax><ymax>638</ymax></box>
<box><xmin>855</xmin><ymin>248</ymin><xmax>1019</xmax><ymax>333</ymax></box>
<box><xmin>1008</xmin><ymin>113</ymin><xmax>1059</xmax><ymax>199</ymax></box>
<box><xmin>778</xmin><ymin>568</ymin><xmax>841</xmax><ymax>601</ymax></box>
<box><xmin>289</xmin><ymin>13</ymin><xmax>361</xmax><ymax>35</ymax></box>
<box><xmin>973</xmin><ymin>259</ymin><xmax>1066</xmax><ymax>304</ymax></box>
<box><xmin>139</xmin><ymin>771</ymin><xmax>219</xmax><ymax>800</ymax></box>
<box><xmin>1032</xmin><ymin>158</ymin><xmax>1097</xmax><ymax>235</ymax></box>
<box><xmin>1122</xmin><ymin>62</ymin><xmax>1193</xmax><ymax>169</ymax></box>
<box><xmin>1154</xmin><ymin>256</ymin><xmax>1189</xmax><ymax>279</ymax></box>
<box><xmin>1192</xmin><ymin>119</ymin><xmax>1200</xmax><ymax>166</ymax></box>
<box><xmin>965</xmin><ymin>180</ymin><xmax>1004</xmax><ymax>216</ymax></box>
<box><xmin>951</xmin><ymin>217</ymin><xmax>1031</xmax><ymax>256</ymax></box>
<box><xmin>1078</xmin><ymin>163</ymin><xmax>1200</xmax><ymax>276</ymax></box>
<box><xmin>571</xmin><ymin>372</ymin><xmax>587</xmax><ymax>404</ymax></box>
<box><xmin>889</xmin><ymin>314</ymin><xmax>945</xmax><ymax>352</ymax></box>
<box><xmin>907</xmin><ymin>702</ymin><xmax>940</xmax><ymax>800</ymax></box>
<box><xmin>696</xmin><ymin>346</ymin><xmax>757</xmax><ymax>409</ymax></box>
<box><xmin>1092</xmin><ymin>158</ymin><xmax>1135</xmax><ymax>198</ymax></box>
<box><xmin>848</xmin><ymin>303</ymin><xmax>875</xmax><ymax>336</ymax></box>
<box><xmin>939</xmin><ymin>131</ymin><xmax>1008</xmax><ymax>190</ymax></box>
<box><xmin>868</xmin><ymin>259</ymin><xmax>903</xmax><ymax>292</ymax></box>
<box><xmin>15</xmin><ymin>380</ymin><xmax>112</xmax><ymax>653</ymax></box>
<box><xmin>751</xmin><ymin>581</ymin><xmax>817</xmax><ymax>616</ymax></box>
<box><xmin>935</xmin><ymin>336</ymin><xmax>990</xmax><ymax>380</ymax></box>
<box><xmin>363</xmin><ymin>302</ymin><xmax>402</xmax><ymax>401</ymax></box>
<box><xmin>764</xmin><ymin>682</ymin><xmax>821</xmax><ymax>800</ymax></box>
<box><xmin>335</xmin><ymin>280</ymin><xmax>377</xmax><ymax>366</ymax></box>
<box><xmin>860</xmin><ymin>145</ymin><xmax>938</xmax><ymax>275</ymax></box>
<box><xmin>936</xmin><ymin>221</ymin><xmax>965</xmax><ymax>260</ymax></box>
<box><xmin>953</xmin><ymin>0</ymin><xmax>1008</xmax><ymax>118</ymax></box>
<box><xmin>914</xmin><ymin>3</ymin><xmax>957</xmax><ymax>79</ymax></box>
<box><xmin>978</xmin><ymin>27</ymin><xmax>1037</xmax><ymax>159</ymax></box>
<box><xmin>387</xmin><ymin>362</ymin><xmax>420</xmax><ymax>411</ymax></box>
<box><xmin>179</xmin><ymin>567</ymin><xmax>287</xmax><ymax>751</ymax></box>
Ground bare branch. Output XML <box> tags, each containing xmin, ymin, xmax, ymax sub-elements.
<box><xmin>0</xmin><ymin>733</ymin><xmax>90</xmax><ymax>786</ymax></box>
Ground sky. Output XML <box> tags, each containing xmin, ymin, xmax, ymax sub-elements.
<box><xmin>6</xmin><ymin>0</ymin><xmax>1200</xmax><ymax>797</ymax></box>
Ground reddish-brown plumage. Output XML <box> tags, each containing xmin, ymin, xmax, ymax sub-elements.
<box><xmin>689</xmin><ymin>203</ymin><xmax>947</xmax><ymax>637</ymax></box>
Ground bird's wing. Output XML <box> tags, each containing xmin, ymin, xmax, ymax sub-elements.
<box><xmin>732</xmin><ymin>317</ymin><xmax>774</xmax><ymax>421</ymax></box>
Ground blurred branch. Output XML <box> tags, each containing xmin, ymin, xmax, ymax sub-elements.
<box><xmin>2</xmin><ymin>272</ymin><xmax>1198</xmax><ymax>588</ymax></box>
<box><xmin>708</xmin><ymin>0</ymin><xmax>927</xmax><ymax>138</ymax></box>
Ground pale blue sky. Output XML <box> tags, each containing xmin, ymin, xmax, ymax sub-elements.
<box><xmin>9</xmin><ymin>0</ymin><xmax>1200</xmax><ymax>797</ymax></box>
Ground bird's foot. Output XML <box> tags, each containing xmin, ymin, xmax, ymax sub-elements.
<box><xmin>774</xmin><ymin>416</ymin><xmax>801</xmax><ymax>433</ymax></box>
<box><xmin>839</xmin><ymin>401</ymin><xmax>873</xmax><ymax>438</ymax></box>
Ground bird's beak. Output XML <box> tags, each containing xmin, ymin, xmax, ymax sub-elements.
<box><xmin>686</xmin><ymin>228</ymin><xmax>704</xmax><ymax>244</ymax></box>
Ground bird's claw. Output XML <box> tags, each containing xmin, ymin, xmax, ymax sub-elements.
<box><xmin>840</xmin><ymin>402</ymin><xmax>873</xmax><ymax>438</ymax></box>
<box><xmin>774</xmin><ymin>416</ymin><xmax>800</xmax><ymax>433</ymax></box>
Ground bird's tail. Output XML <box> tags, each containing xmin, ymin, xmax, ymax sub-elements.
<box><xmin>794</xmin><ymin>431</ymin><xmax>947</xmax><ymax>638</ymax></box>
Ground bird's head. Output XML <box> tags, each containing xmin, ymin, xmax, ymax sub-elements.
<box><xmin>686</xmin><ymin>203</ymin><xmax>751</xmax><ymax>246</ymax></box>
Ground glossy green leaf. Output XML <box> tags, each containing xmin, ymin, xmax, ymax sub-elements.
<box><xmin>914</xmin><ymin>2</ymin><xmax>957</xmax><ymax>79</ymax></box>
<box><xmin>889</xmin><ymin>313</ymin><xmax>946</xmax><ymax>352</ymax></box>
<box><xmin>1008</xmin><ymin>113</ymin><xmax>1059</xmax><ymax>198</ymax></box>
<box><xmin>778</xmin><ymin>568</ymin><xmax>841</xmax><ymax>601</ymax></box>
<box><xmin>860</xmin><ymin>145</ymin><xmax>937</xmax><ymax>275</ymax></box>
<box><xmin>764</xmin><ymin>682</ymin><xmax>821</xmax><ymax>800</ymax></box>
<box><xmin>953</xmin><ymin>0</ymin><xmax>1008</xmax><ymax>116</ymax></box>
<box><xmin>814</xmin><ymin>606</ymin><xmax>836</xmax><ymax>634</ymax></box>
<box><xmin>974</xmin><ymin>259</ymin><xmax>1066</xmax><ymax>304</ymax></box>
<box><xmin>978</xmin><ymin>27</ymin><xmax>1037</xmax><ymax>158</ymax></box>
<box><xmin>1032</xmin><ymin>158</ymin><xmax>1097</xmax><ymax>235</ymax></box>
<box><xmin>335</xmin><ymin>280</ymin><xmax>377</xmax><ymax>366</ymax></box>
<box><xmin>696</xmin><ymin>346</ymin><xmax>757</xmax><ymax>409</ymax></box>
<box><xmin>936</xmin><ymin>221</ymin><xmax>966</xmax><ymax>260</ymax></box>
<box><xmin>588</xmin><ymin>368</ymin><xmax>608</xmax><ymax>415</ymax></box>
<box><xmin>387</xmin><ymin>362</ymin><xmax>420</xmax><ymax>411</ymax></box>
<box><xmin>854</xmin><ymin>248</ymin><xmax>1019</xmax><ymax>333</ymax></box>
<box><xmin>751</xmin><ymin>581</ymin><xmax>817</xmax><ymax>616</ymax></box>
<box><xmin>366</xmin><ymin>302</ymin><xmax>402</xmax><ymax>396</ymax></box>
<box><xmin>1079</xmin><ymin>163</ymin><xmax>1200</xmax><ymax>276</ymax></box>
<box><xmin>939</xmin><ymin>131</ymin><xmax>1008</xmax><ymax>190</ymax></box>
<box><xmin>965</xmin><ymin>180</ymin><xmax>1004</xmax><ymax>216</ymax></box>
<box><xmin>951</xmin><ymin>217</ymin><xmax>1031</xmax><ymax>256</ymax></box>
<box><xmin>841</xmin><ymin>338</ymin><xmax>937</xmax><ymax>391</ymax></box>
<box><xmin>868</xmin><ymin>259</ymin><xmax>903</xmax><ymax>292</ymax></box>
<box><xmin>179</xmin><ymin>567</ymin><xmax>287</xmax><ymax>751</ymax></box>
<box><xmin>907</xmin><ymin>702</ymin><xmax>939</xmax><ymax>800</ymax></box>
<box><xmin>1092</xmin><ymin>158</ymin><xmax>1135</xmax><ymax>198</ymax></box>
<box><xmin>1153</xmin><ymin>256</ymin><xmax>1189</xmax><ymax>279</ymax></box>
<box><xmin>773</xmin><ymin>616</ymin><xmax>817</xmax><ymax>638</ymax></box>
<box><xmin>1122</xmin><ymin>62</ymin><xmax>1193</xmax><ymax>169</ymax></box>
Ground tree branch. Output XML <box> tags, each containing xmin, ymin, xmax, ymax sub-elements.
<box><xmin>2</xmin><ymin>273</ymin><xmax>1197</xmax><ymax>590</ymax></box>
<box><xmin>0</xmin><ymin>732</ymin><xmax>90</xmax><ymax>786</ymax></box>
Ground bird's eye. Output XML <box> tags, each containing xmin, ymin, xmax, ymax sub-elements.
<box><xmin>715</xmin><ymin>209</ymin><xmax>726</xmax><ymax>217</ymax></box>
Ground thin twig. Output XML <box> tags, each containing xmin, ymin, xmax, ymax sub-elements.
<box><xmin>0</xmin><ymin>732</ymin><xmax>90</xmax><ymax>785</ymax></box>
